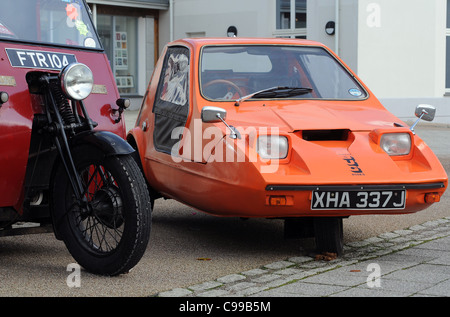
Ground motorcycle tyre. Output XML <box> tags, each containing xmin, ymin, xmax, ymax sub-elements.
<box><xmin>52</xmin><ymin>145</ymin><xmax>151</xmax><ymax>276</ymax></box>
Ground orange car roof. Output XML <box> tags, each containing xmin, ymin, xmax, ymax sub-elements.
<box><xmin>169</xmin><ymin>37</ymin><xmax>325</xmax><ymax>49</ymax></box>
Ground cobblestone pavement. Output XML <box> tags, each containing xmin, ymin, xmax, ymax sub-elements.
<box><xmin>156</xmin><ymin>217</ymin><xmax>450</xmax><ymax>297</ymax></box>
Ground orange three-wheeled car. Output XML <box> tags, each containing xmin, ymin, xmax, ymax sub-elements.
<box><xmin>127</xmin><ymin>38</ymin><xmax>447</xmax><ymax>254</ymax></box>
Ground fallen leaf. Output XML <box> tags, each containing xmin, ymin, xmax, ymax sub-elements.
<box><xmin>314</xmin><ymin>252</ymin><xmax>337</xmax><ymax>261</ymax></box>
<box><xmin>197</xmin><ymin>258</ymin><xmax>211</xmax><ymax>261</ymax></box>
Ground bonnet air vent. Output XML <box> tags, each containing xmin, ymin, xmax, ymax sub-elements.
<box><xmin>302</xmin><ymin>129</ymin><xmax>350</xmax><ymax>141</ymax></box>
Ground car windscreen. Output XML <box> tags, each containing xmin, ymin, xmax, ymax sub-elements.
<box><xmin>200</xmin><ymin>45</ymin><xmax>367</xmax><ymax>101</ymax></box>
<box><xmin>0</xmin><ymin>0</ymin><xmax>101</xmax><ymax>50</ymax></box>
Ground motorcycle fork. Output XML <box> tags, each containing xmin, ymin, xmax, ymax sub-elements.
<box><xmin>42</xmin><ymin>76</ymin><xmax>94</xmax><ymax>203</ymax></box>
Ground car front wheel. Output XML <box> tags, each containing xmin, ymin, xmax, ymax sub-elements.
<box><xmin>313</xmin><ymin>217</ymin><xmax>344</xmax><ymax>256</ymax></box>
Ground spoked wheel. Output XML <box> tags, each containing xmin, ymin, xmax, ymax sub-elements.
<box><xmin>313</xmin><ymin>217</ymin><xmax>344</xmax><ymax>256</ymax></box>
<box><xmin>52</xmin><ymin>145</ymin><xmax>151</xmax><ymax>276</ymax></box>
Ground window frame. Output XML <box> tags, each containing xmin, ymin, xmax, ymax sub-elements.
<box><xmin>152</xmin><ymin>45</ymin><xmax>191</xmax><ymax>154</ymax></box>
<box><xmin>273</xmin><ymin>0</ymin><xmax>307</xmax><ymax>39</ymax></box>
<box><xmin>446</xmin><ymin>0</ymin><xmax>450</xmax><ymax>93</ymax></box>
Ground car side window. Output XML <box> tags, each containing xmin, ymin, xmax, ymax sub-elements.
<box><xmin>159</xmin><ymin>52</ymin><xmax>189</xmax><ymax>105</ymax></box>
<box><xmin>153</xmin><ymin>46</ymin><xmax>190</xmax><ymax>154</ymax></box>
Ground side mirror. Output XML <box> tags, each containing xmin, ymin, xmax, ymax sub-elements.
<box><xmin>410</xmin><ymin>104</ymin><xmax>436</xmax><ymax>134</ymax></box>
<box><xmin>201</xmin><ymin>106</ymin><xmax>227</xmax><ymax>123</ymax></box>
<box><xmin>415</xmin><ymin>104</ymin><xmax>436</xmax><ymax>122</ymax></box>
<box><xmin>201</xmin><ymin>106</ymin><xmax>240</xmax><ymax>139</ymax></box>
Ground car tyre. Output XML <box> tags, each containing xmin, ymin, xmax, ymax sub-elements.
<box><xmin>313</xmin><ymin>217</ymin><xmax>344</xmax><ymax>256</ymax></box>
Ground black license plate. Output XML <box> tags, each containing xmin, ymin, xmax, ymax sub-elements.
<box><xmin>311</xmin><ymin>190</ymin><xmax>406</xmax><ymax>210</ymax></box>
<box><xmin>6</xmin><ymin>48</ymin><xmax>77</xmax><ymax>71</ymax></box>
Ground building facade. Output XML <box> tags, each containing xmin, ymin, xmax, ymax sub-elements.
<box><xmin>158</xmin><ymin>0</ymin><xmax>450</xmax><ymax>124</ymax></box>
<box><xmin>90</xmin><ymin>0</ymin><xmax>450</xmax><ymax>123</ymax></box>
<box><xmin>307</xmin><ymin>0</ymin><xmax>448</xmax><ymax>124</ymax></box>
<box><xmin>86</xmin><ymin>0</ymin><xmax>169</xmax><ymax>109</ymax></box>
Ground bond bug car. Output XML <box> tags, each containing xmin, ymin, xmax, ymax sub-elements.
<box><xmin>128</xmin><ymin>37</ymin><xmax>447</xmax><ymax>255</ymax></box>
<box><xmin>0</xmin><ymin>0</ymin><xmax>151</xmax><ymax>275</ymax></box>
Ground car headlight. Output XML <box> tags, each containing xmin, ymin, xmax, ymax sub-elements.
<box><xmin>60</xmin><ymin>63</ymin><xmax>94</xmax><ymax>100</ymax></box>
<box><xmin>257</xmin><ymin>135</ymin><xmax>288</xmax><ymax>159</ymax></box>
<box><xmin>380</xmin><ymin>133</ymin><xmax>411</xmax><ymax>156</ymax></box>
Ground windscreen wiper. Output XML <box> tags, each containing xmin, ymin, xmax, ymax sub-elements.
<box><xmin>235</xmin><ymin>86</ymin><xmax>313</xmax><ymax>106</ymax></box>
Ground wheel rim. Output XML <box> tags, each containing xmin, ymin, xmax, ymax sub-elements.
<box><xmin>69</xmin><ymin>163</ymin><xmax>125</xmax><ymax>255</ymax></box>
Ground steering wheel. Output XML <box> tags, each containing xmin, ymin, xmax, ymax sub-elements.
<box><xmin>203</xmin><ymin>79</ymin><xmax>245</xmax><ymax>99</ymax></box>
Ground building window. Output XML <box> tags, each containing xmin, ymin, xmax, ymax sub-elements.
<box><xmin>97</xmin><ymin>14</ymin><xmax>139</xmax><ymax>95</ymax></box>
<box><xmin>446</xmin><ymin>0</ymin><xmax>450</xmax><ymax>91</ymax></box>
<box><xmin>274</xmin><ymin>0</ymin><xmax>306</xmax><ymax>38</ymax></box>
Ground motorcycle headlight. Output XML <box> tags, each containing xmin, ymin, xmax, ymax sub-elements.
<box><xmin>257</xmin><ymin>135</ymin><xmax>288</xmax><ymax>159</ymax></box>
<box><xmin>380</xmin><ymin>133</ymin><xmax>411</xmax><ymax>156</ymax></box>
<box><xmin>60</xmin><ymin>63</ymin><xmax>94</xmax><ymax>100</ymax></box>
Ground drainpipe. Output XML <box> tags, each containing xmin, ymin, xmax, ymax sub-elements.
<box><xmin>335</xmin><ymin>0</ymin><xmax>339</xmax><ymax>55</ymax></box>
<box><xmin>169</xmin><ymin>0</ymin><xmax>174</xmax><ymax>42</ymax></box>
<box><xmin>92</xmin><ymin>4</ymin><xmax>97</xmax><ymax>27</ymax></box>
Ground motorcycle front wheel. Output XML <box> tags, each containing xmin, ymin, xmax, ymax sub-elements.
<box><xmin>52</xmin><ymin>145</ymin><xmax>151</xmax><ymax>276</ymax></box>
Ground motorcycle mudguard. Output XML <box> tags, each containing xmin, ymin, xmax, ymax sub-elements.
<box><xmin>51</xmin><ymin>130</ymin><xmax>134</xmax><ymax>240</ymax></box>
<box><xmin>70</xmin><ymin>130</ymin><xmax>135</xmax><ymax>156</ymax></box>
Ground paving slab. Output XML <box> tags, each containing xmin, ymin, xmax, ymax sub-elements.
<box><xmin>156</xmin><ymin>219</ymin><xmax>450</xmax><ymax>297</ymax></box>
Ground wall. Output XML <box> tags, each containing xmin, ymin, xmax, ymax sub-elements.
<box><xmin>356</xmin><ymin>0</ymin><xmax>448</xmax><ymax>122</ymax></box>
<box><xmin>357</xmin><ymin>0</ymin><xmax>446</xmax><ymax>98</ymax></box>
<box><xmin>308</xmin><ymin>0</ymin><xmax>449</xmax><ymax>122</ymax></box>
<box><xmin>307</xmin><ymin>0</ymin><xmax>358</xmax><ymax>71</ymax></box>
<box><xmin>159</xmin><ymin>0</ymin><xmax>276</xmax><ymax>49</ymax></box>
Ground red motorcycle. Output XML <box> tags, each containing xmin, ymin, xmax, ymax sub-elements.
<box><xmin>0</xmin><ymin>0</ymin><xmax>151</xmax><ymax>275</ymax></box>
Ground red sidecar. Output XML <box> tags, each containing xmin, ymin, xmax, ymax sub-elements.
<box><xmin>0</xmin><ymin>0</ymin><xmax>151</xmax><ymax>276</ymax></box>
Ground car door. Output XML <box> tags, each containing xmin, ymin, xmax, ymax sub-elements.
<box><xmin>152</xmin><ymin>46</ymin><xmax>190</xmax><ymax>156</ymax></box>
